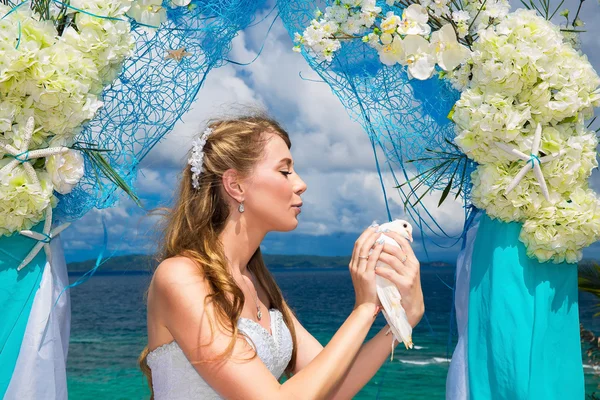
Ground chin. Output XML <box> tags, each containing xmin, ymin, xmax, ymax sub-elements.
<box><xmin>276</xmin><ymin>218</ymin><xmax>299</xmax><ymax>232</ymax></box>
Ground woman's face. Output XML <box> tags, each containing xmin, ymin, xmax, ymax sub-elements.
<box><xmin>243</xmin><ymin>132</ymin><xmax>307</xmax><ymax>232</ymax></box>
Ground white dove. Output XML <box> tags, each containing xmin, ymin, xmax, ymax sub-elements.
<box><xmin>374</xmin><ymin>219</ymin><xmax>415</xmax><ymax>358</ymax></box>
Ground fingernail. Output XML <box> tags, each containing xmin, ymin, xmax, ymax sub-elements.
<box><xmin>369</xmin><ymin>222</ymin><xmax>379</xmax><ymax>228</ymax></box>
<box><xmin>382</xmin><ymin>228</ymin><xmax>390</xmax><ymax>233</ymax></box>
<box><xmin>376</xmin><ymin>238</ymin><xmax>385</xmax><ymax>245</ymax></box>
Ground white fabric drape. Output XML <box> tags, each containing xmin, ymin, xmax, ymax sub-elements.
<box><xmin>5</xmin><ymin>236</ymin><xmax>71</xmax><ymax>400</ymax></box>
<box><xmin>446</xmin><ymin>213</ymin><xmax>481</xmax><ymax>400</ymax></box>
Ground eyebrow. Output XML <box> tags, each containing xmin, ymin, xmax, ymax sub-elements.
<box><xmin>279</xmin><ymin>158</ymin><xmax>293</xmax><ymax>167</ymax></box>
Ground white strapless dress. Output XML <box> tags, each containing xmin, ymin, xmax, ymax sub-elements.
<box><xmin>147</xmin><ymin>309</ymin><xmax>293</xmax><ymax>399</ymax></box>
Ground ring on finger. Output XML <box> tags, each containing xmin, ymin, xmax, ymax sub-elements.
<box><xmin>358</xmin><ymin>255</ymin><xmax>369</xmax><ymax>260</ymax></box>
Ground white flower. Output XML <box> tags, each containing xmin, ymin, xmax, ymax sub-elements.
<box><xmin>397</xmin><ymin>4</ymin><xmax>431</xmax><ymax>36</ymax></box>
<box><xmin>430</xmin><ymin>24</ymin><xmax>471</xmax><ymax>71</ymax></box>
<box><xmin>171</xmin><ymin>0</ymin><xmax>192</xmax><ymax>6</ymax></box>
<box><xmin>401</xmin><ymin>35</ymin><xmax>436</xmax><ymax>80</ymax></box>
<box><xmin>0</xmin><ymin>165</ymin><xmax>56</xmax><ymax>236</ymax></box>
<box><xmin>429</xmin><ymin>0</ymin><xmax>451</xmax><ymax>18</ymax></box>
<box><xmin>45</xmin><ymin>149</ymin><xmax>85</xmax><ymax>195</ymax></box>
<box><xmin>452</xmin><ymin>10</ymin><xmax>470</xmax><ymax>23</ymax></box>
<box><xmin>325</xmin><ymin>5</ymin><xmax>349</xmax><ymax>23</ymax></box>
<box><xmin>341</xmin><ymin>15</ymin><xmax>363</xmax><ymax>35</ymax></box>
<box><xmin>451</xmin><ymin>9</ymin><xmax>600</xmax><ymax>263</ymax></box>
<box><xmin>127</xmin><ymin>0</ymin><xmax>167</xmax><ymax>28</ymax></box>
<box><xmin>381</xmin><ymin>12</ymin><xmax>401</xmax><ymax>34</ymax></box>
<box><xmin>378</xmin><ymin>34</ymin><xmax>404</xmax><ymax>66</ymax></box>
<box><xmin>298</xmin><ymin>18</ymin><xmax>343</xmax><ymax>62</ymax></box>
<box><xmin>452</xmin><ymin>10</ymin><xmax>471</xmax><ymax>38</ymax></box>
<box><xmin>361</xmin><ymin>0</ymin><xmax>382</xmax><ymax>14</ymax></box>
<box><xmin>0</xmin><ymin>1</ymin><xmax>132</xmax><ymax>235</ymax></box>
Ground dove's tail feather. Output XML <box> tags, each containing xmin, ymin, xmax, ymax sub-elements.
<box><xmin>376</xmin><ymin>273</ymin><xmax>414</xmax><ymax>358</ymax></box>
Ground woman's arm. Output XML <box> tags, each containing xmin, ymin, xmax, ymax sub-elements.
<box><xmin>291</xmin><ymin>230</ymin><xmax>424</xmax><ymax>399</ymax></box>
<box><xmin>328</xmin><ymin>324</ymin><xmax>399</xmax><ymax>399</ymax></box>
<box><xmin>290</xmin><ymin>314</ymin><xmax>400</xmax><ymax>400</ymax></box>
<box><xmin>150</xmin><ymin>227</ymin><xmax>384</xmax><ymax>400</ymax></box>
<box><xmin>151</xmin><ymin>259</ymin><xmax>378</xmax><ymax>400</ymax></box>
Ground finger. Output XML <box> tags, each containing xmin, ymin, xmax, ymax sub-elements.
<box><xmin>380</xmin><ymin>242</ymin><xmax>407</xmax><ymax>262</ymax></box>
<box><xmin>351</xmin><ymin>225</ymin><xmax>378</xmax><ymax>272</ymax></box>
<box><xmin>365</xmin><ymin>237</ymin><xmax>385</xmax><ymax>273</ymax></box>
<box><xmin>378</xmin><ymin>252</ymin><xmax>408</xmax><ymax>277</ymax></box>
<box><xmin>375</xmin><ymin>267</ymin><xmax>412</xmax><ymax>292</ymax></box>
<box><xmin>358</xmin><ymin>230</ymin><xmax>381</xmax><ymax>273</ymax></box>
<box><xmin>384</xmin><ymin>231</ymin><xmax>416</xmax><ymax>260</ymax></box>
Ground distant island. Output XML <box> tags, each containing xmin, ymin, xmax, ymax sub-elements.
<box><xmin>67</xmin><ymin>253</ymin><xmax>457</xmax><ymax>275</ymax></box>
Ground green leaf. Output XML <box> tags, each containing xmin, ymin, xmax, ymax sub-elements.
<box><xmin>438</xmin><ymin>176</ymin><xmax>453</xmax><ymax>207</ymax></box>
<box><xmin>71</xmin><ymin>142</ymin><xmax>143</xmax><ymax>208</ymax></box>
<box><xmin>447</xmin><ymin>105</ymin><xmax>456</xmax><ymax>121</ymax></box>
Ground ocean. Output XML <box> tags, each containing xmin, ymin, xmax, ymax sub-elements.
<box><xmin>67</xmin><ymin>267</ymin><xmax>600</xmax><ymax>399</ymax></box>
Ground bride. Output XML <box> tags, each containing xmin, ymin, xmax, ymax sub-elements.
<box><xmin>138</xmin><ymin>113</ymin><xmax>424</xmax><ymax>399</ymax></box>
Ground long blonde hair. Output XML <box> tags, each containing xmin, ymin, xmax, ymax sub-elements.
<box><xmin>138</xmin><ymin>114</ymin><xmax>299</xmax><ymax>398</ymax></box>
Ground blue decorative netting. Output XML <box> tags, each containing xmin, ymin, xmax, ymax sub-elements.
<box><xmin>56</xmin><ymin>0</ymin><xmax>264</xmax><ymax>222</ymax></box>
<box><xmin>278</xmin><ymin>0</ymin><xmax>476</xmax><ymax>249</ymax></box>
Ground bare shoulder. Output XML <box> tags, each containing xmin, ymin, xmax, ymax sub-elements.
<box><xmin>149</xmin><ymin>256</ymin><xmax>210</xmax><ymax>311</ymax></box>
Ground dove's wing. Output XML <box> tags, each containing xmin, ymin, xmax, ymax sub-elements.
<box><xmin>375</xmin><ymin>233</ymin><xmax>414</xmax><ymax>355</ymax></box>
<box><xmin>376</xmin><ymin>272</ymin><xmax>413</xmax><ymax>350</ymax></box>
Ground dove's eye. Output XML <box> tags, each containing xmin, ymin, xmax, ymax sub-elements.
<box><xmin>403</xmin><ymin>223</ymin><xmax>408</xmax><ymax>228</ymax></box>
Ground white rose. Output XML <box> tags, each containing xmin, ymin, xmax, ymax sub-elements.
<box><xmin>45</xmin><ymin>149</ymin><xmax>85</xmax><ymax>194</ymax></box>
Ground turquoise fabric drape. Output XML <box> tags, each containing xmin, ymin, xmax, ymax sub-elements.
<box><xmin>0</xmin><ymin>221</ymin><xmax>47</xmax><ymax>398</ymax></box>
<box><xmin>468</xmin><ymin>213</ymin><xmax>583</xmax><ymax>399</ymax></box>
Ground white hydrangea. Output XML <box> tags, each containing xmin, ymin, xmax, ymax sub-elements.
<box><xmin>0</xmin><ymin>1</ymin><xmax>133</xmax><ymax>235</ymax></box>
<box><xmin>464</xmin><ymin>0</ymin><xmax>510</xmax><ymax>33</ymax></box>
<box><xmin>0</xmin><ymin>165</ymin><xmax>56</xmax><ymax>236</ymax></box>
<box><xmin>453</xmin><ymin>10</ymin><xmax>600</xmax><ymax>263</ymax></box>
<box><xmin>520</xmin><ymin>188</ymin><xmax>600</xmax><ymax>264</ymax></box>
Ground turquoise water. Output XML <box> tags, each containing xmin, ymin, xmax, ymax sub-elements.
<box><xmin>67</xmin><ymin>268</ymin><xmax>600</xmax><ymax>399</ymax></box>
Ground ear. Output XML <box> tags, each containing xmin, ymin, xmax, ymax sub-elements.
<box><xmin>222</xmin><ymin>169</ymin><xmax>245</xmax><ymax>202</ymax></box>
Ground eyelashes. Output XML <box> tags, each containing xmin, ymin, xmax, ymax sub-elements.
<box><xmin>280</xmin><ymin>171</ymin><xmax>293</xmax><ymax>177</ymax></box>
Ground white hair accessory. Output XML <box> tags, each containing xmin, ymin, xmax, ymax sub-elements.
<box><xmin>188</xmin><ymin>127</ymin><xmax>213</xmax><ymax>189</ymax></box>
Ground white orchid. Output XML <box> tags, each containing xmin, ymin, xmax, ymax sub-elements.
<box><xmin>381</xmin><ymin>12</ymin><xmax>401</xmax><ymax>34</ymax></box>
<box><xmin>378</xmin><ymin>34</ymin><xmax>404</xmax><ymax>66</ymax></box>
<box><xmin>397</xmin><ymin>4</ymin><xmax>431</xmax><ymax>36</ymax></box>
<box><xmin>126</xmin><ymin>0</ymin><xmax>167</xmax><ymax>28</ymax></box>
<box><xmin>171</xmin><ymin>0</ymin><xmax>191</xmax><ymax>6</ymax></box>
<box><xmin>430</xmin><ymin>24</ymin><xmax>471</xmax><ymax>71</ymax></box>
<box><xmin>402</xmin><ymin>35</ymin><xmax>436</xmax><ymax>79</ymax></box>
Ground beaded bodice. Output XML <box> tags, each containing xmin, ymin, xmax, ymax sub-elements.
<box><xmin>147</xmin><ymin>309</ymin><xmax>293</xmax><ymax>399</ymax></box>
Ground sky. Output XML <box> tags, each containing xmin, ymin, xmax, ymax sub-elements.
<box><xmin>61</xmin><ymin>0</ymin><xmax>600</xmax><ymax>265</ymax></box>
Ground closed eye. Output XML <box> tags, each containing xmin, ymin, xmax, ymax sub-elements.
<box><xmin>280</xmin><ymin>171</ymin><xmax>293</xmax><ymax>177</ymax></box>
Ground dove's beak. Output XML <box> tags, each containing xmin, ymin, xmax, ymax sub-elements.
<box><xmin>407</xmin><ymin>231</ymin><xmax>413</xmax><ymax>243</ymax></box>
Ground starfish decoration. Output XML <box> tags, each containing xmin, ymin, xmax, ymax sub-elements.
<box><xmin>18</xmin><ymin>205</ymin><xmax>71</xmax><ymax>271</ymax></box>
<box><xmin>0</xmin><ymin>116</ymin><xmax>68</xmax><ymax>189</ymax></box>
<box><xmin>495</xmin><ymin>123</ymin><xmax>567</xmax><ymax>202</ymax></box>
<box><xmin>165</xmin><ymin>47</ymin><xmax>192</xmax><ymax>62</ymax></box>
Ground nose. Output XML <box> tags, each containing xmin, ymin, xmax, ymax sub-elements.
<box><xmin>293</xmin><ymin>173</ymin><xmax>307</xmax><ymax>196</ymax></box>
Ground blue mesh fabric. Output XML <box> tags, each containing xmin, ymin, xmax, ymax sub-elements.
<box><xmin>55</xmin><ymin>0</ymin><xmax>264</xmax><ymax>221</ymax></box>
<box><xmin>278</xmin><ymin>0</ymin><xmax>475</xmax><ymax>243</ymax></box>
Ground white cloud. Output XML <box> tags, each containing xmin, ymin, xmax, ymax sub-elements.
<box><xmin>140</xmin><ymin>63</ymin><xmax>267</xmax><ymax>172</ymax></box>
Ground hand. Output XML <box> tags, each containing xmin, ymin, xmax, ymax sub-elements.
<box><xmin>374</xmin><ymin>231</ymin><xmax>424</xmax><ymax>328</ymax></box>
<box><xmin>349</xmin><ymin>225</ymin><xmax>385</xmax><ymax>312</ymax></box>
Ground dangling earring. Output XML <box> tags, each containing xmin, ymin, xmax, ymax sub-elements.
<box><xmin>238</xmin><ymin>201</ymin><xmax>245</xmax><ymax>213</ymax></box>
